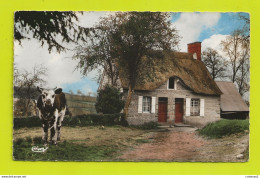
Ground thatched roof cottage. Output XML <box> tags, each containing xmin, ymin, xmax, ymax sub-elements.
<box><xmin>99</xmin><ymin>42</ymin><xmax>222</xmax><ymax>128</ymax></box>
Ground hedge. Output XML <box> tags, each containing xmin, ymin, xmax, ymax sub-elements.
<box><xmin>13</xmin><ymin>116</ymin><xmax>40</xmax><ymax>129</ymax></box>
<box><xmin>13</xmin><ymin>113</ymin><xmax>128</xmax><ymax>129</ymax></box>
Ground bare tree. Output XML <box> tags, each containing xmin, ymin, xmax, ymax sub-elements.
<box><xmin>221</xmin><ymin>30</ymin><xmax>250</xmax><ymax>96</ymax></box>
<box><xmin>87</xmin><ymin>92</ymin><xmax>92</xmax><ymax>96</ymax></box>
<box><xmin>238</xmin><ymin>13</ymin><xmax>250</xmax><ymax>39</ymax></box>
<box><xmin>14</xmin><ymin>64</ymin><xmax>47</xmax><ymax>116</ymax></box>
<box><xmin>202</xmin><ymin>48</ymin><xmax>228</xmax><ymax>80</ymax></box>
<box><xmin>77</xmin><ymin>89</ymin><xmax>84</xmax><ymax>96</ymax></box>
<box><xmin>234</xmin><ymin>46</ymin><xmax>250</xmax><ymax>96</ymax></box>
<box><xmin>68</xmin><ymin>90</ymin><xmax>74</xmax><ymax>95</ymax></box>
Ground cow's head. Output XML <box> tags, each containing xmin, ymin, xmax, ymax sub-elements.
<box><xmin>37</xmin><ymin>86</ymin><xmax>62</xmax><ymax>107</ymax></box>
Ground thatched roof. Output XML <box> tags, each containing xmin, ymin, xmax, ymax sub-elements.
<box><xmin>120</xmin><ymin>51</ymin><xmax>222</xmax><ymax>95</ymax></box>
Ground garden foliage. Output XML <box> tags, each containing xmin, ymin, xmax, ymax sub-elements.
<box><xmin>198</xmin><ymin>119</ymin><xmax>249</xmax><ymax>138</ymax></box>
<box><xmin>95</xmin><ymin>85</ymin><xmax>125</xmax><ymax>114</ymax></box>
<box><xmin>14</xmin><ymin>113</ymin><xmax>128</xmax><ymax>129</ymax></box>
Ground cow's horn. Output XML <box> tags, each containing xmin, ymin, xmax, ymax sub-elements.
<box><xmin>53</xmin><ymin>86</ymin><xmax>57</xmax><ymax>90</ymax></box>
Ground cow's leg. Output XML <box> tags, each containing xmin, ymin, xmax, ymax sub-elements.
<box><xmin>50</xmin><ymin>110</ymin><xmax>59</xmax><ymax>145</ymax></box>
<box><xmin>57</xmin><ymin>107</ymin><xmax>66</xmax><ymax>141</ymax></box>
<box><xmin>39</xmin><ymin>111</ymin><xmax>48</xmax><ymax>143</ymax></box>
<box><xmin>42</xmin><ymin>122</ymin><xmax>48</xmax><ymax>143</ymax></box>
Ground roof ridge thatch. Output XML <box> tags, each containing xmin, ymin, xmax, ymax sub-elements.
<box><xmin>119</xmin><ymin>51</ymin><xmax>222</xmax><ymax>95</ymax></box>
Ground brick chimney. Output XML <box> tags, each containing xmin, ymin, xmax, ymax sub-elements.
<box><xmin>187</xmin><ymin>42</ymin><xmax>201</xmax><ymax>61</ymax></box>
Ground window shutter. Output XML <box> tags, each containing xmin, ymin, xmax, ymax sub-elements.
<box><xmin>200</xmin><ymin>99</ymin><xmax>205</xmax><ymax>116</ymax></box>
<box><xmin>138</xmin><ymin>96</ymin><xmax>143</xmax><ymax>113</ymax></box>
<box><xmin>186</xmin><ymin>98</ymin><xmax>190</xmax><ymax>116</ymax></box>
<box><xmin>151</xmin><ymin>97</ymin><xmax>156</xmax><ymax>113</ymax></box>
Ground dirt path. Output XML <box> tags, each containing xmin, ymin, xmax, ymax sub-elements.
<box><xmin>13</xmin><ymin>126</ymin><xmax>249</xmax><ymax>162</ymax></box>
<box><xmin>119</xmin><ymin>127</ymin><xmax>249</xmax><ymax>162</ymax></box>
<box><xmin>192</xmin><ymin>133</ymin><xmax>249</xmax><ymax>162</ymax></box>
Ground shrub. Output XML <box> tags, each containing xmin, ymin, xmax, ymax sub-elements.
<box><xmin>13</xmin><ymin>116</ymin><xmax>41</xmax><ymax>129</ymax></box>
<box><xmin>95</xmin><ymin>85</ymin><xmax>125</xmax><ymax>114</ymax></box>
<box><xmin>198</xmin><ymin>119</ymin><xmax>249</xmax><ymax>138</ymax></box>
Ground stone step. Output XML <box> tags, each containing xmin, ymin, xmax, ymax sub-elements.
<box><xmin>173</xmin><ymin>123</ymin><xmax>193</xmax><ymax>127</ymax></box>
<box><xmin>157</xmin><ymin>125</ymin><xmax>172</xmax><ymax>129</ymax></box>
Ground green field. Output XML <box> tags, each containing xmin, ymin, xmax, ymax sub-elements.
<box><xmin>13</xmin><ymin>126</ymin><xmax>147</xmax><ymax>161</ymax></box>
<box><xmin>13</xmin><ymin>137</ymin><xmax>119</xmax><ymax>161</ymax></box>
<box><xmin>65</xmin><ymin>93</ymin><xmax>96</xmax><ymax>116</ymax></box>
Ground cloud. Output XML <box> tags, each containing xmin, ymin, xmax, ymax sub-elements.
<box><xmin>14</xmin><ymin>12</ymin><xmax>111</xmax><ymax>90</ymax></box>
<box><xmin>82</xmin><ymin>84</ymin><xmax>93</xmax><ymax>94</ymax></box>
<box><xmin>76</xmin><ymin>12</ymin><xmax>116</xmax><ymax>28</ymax></box>
<box><xmin>14</xmin><ymin>39</ymin><xmax>83</xmax><ymax>88</ymax></box>
<box><xmin>201</xmin><ymin>34</ymin><xmax>229</xmax><ymax>57</ymax></box>
<box><xmin>14</xmin><ymin>12</ymin><xmax>226</xmax><ymax>93</ymax></box>
<box><xmin>172</xmin><ymin>12</ymin><xmax>221</xmax><ymax>51</ymax></box>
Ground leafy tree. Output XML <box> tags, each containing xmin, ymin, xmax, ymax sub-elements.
<box><xmin>95</xmin><ymin>85</ymin><xmax>125</xmax><ymax>114</ymax></box>
<box><xmin>73</xmin><ymin>15</ymin><xmax>120</xmax><ymax>86</ymax></box>
<box><xmin>76</xmin><ymin>12</ymin><xmax>180</xmax><ymax>116</ymax></box>
<box><xmin>14</xmin><ymin>11</ymin><xmax>89</xmax><ymax>53</ymax></box>
<box><xmin>202</xmin><ymin>48</ymin><xmax>227</xmax><ymax>80</ymax></box>
<box><xmin>109</xmin><ymin>12</ymin><xmax>180</xmax><ymax>116</ymax></box>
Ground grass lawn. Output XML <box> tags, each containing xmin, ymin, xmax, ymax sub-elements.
<box><xmin>198</xmin><ymin>119</ymin><xmax>249</xmax><ymax>138</ymax></box>
<box><xmin>13</xmin><ymin>120</ymin><xmax>250</xmax><ymax>162</ymax></box>
<box><xmin>13</xmin><ymin>126</ymin><xmax>147</xmax><ymax>161</ymax></box>
<box><xmin>13</xmin><ymin>137</ymin><xmax>119</xmax><ymax>161</ymax></box>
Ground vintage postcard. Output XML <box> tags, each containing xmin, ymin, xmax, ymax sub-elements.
<box><xmin>13</xmin><ymin>11</ymin><xmax>249</xmax><ymax>162</ymax></box>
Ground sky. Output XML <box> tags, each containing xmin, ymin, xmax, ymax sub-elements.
<box><xmin>14</xmin><ymin>12</ymin><xmax>249</xmax><ymax>95</ymax></box>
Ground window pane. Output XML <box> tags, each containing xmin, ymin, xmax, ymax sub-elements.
<box><xmin>191</xmin><ymin>99</ymin><xmax>200</xmax><ymax>116</ymax></box>
<box><xmin>168</xmin><ymin>77</ymin><xmax>175</xmax><ymax>89</ymax></box>
<box><xmin>143</xmin><ymin>96</ymin><xmax>151</xmax><ymax>112</ymax></box>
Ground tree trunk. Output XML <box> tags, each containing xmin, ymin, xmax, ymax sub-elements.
<box><xmin>123</xmin><ymin>85</ymin><xmax>133</xmax><ymax>118</ymax></box>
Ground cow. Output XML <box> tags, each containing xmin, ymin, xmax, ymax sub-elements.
<box><xmin>36</xmin><ymin>86</ymin><xmax>67</xmax><ymax>145</ymax></box>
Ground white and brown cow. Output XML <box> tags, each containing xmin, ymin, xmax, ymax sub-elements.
<box><xmin>36</xmin><ymin>86</ymin><xmax>67</xmax><ymax>144</ymax></box>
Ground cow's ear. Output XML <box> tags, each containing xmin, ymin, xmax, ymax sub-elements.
<box><xmin>55</xmin><ymin>88</ymin><xmax>62</xmax><ymax>94</ymax></box>
<box><xmin>37</xmin><ymin>86</ymin><xmax>43</xmax><ymax>93</ymax></box>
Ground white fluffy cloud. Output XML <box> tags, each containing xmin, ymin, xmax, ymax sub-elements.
<box><xmin>14</xmin><ymin>12</ymin><xmax>110</xmax><ymax>90</ymax></box>
<box><xmin>76</xmin><ymin>12</ymin><xmax>107</xmax><ymax>28</ymax></box>
<box><xmin>172</xmin><ymin>12</ymin><xmax>221</xmax><ymax>51</ymax></box>
<box><xmin>14</xmin><ymin>12</ymin><xmax>226</xmax><ymax>92</ymax></box>
<box><xmin>14</xmin><ymin>39</ymin><xmax>82</xmax><ymax>88</ymax></box>
<box><xmin>76</xmin><ymin>11</ymin><xmax>116</xmax><ymax>28</ymax></box>
<box><xmin>201</xmin><ymin>34</ymin><xmax>228</xmax><ymax>57</ymax></box>
<box><xmin>83</xmin><ymin>84</ymin><xmax>93</xmax><ymax>94</ymax></box>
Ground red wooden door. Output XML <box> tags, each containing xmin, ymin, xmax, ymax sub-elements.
<box><xmin>175</xmin><ymin>100</ymin><xmax>184</xmax><ymax>123</ymax></box>
<box><xmin>158</xmin><ymin>102</ymin><xmax>167</xmax><ymax>122</ymax></box>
